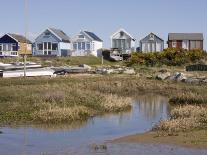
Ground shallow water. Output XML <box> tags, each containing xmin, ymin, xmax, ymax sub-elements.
<box><xmin>0</xmin><ymin>94</ymin><xmax>206</xmax><ymax>155</ymax></box>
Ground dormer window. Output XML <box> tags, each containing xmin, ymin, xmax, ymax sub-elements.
<box><xmin>78</xmin><ymin>35</ymin><xmax>85</xmax><ymax>39</ymax></box>
<box><xmin>120</xmin><ymin>31</ymin><xmax>124</xmax><ymax>37</ymax></box>
<box><xmin>45</xmin><ymin>32</ymin><xmax>50</xmax><ymax>36</ymax></box>
<box><xmin>149</xmin><ymin>34</ymin><xmax>154</xmax><ymax>40</ymax></box>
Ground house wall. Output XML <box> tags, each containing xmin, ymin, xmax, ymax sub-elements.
<box><xmin>111</xmin><ymin>31</ymin><xmax>135</xmax><ymax>52</ymax></box>
<box><xmin>34</xmin><ymin>29</ymin><xmax>61</xmax><ymax>56</ymax></box>
<box><xmin>92</xmin><ymin>41</ymin><xmax>103</xmax><ymax>57</ymax></box>
<box><xmin>168</xmin><ymin>40</ymin><xmax>203</xmax><ymax>50</ymax></box>
<box><xmin>0</xmin><ymin>34</ymin><xmax>32</xmax><ymax>57</ymax></box>
<box><xmin>140</xmin><ymin>34</ymin><xmax>164</xmax><ymax>52</ymax></box>
<box><xmin>168</xmin><ymin>40</ymin><xmax>182</xmax><ymax>49</ymax></box>
<box><xmin>71</xmin><ymin>32</ymin><xmax>103</xmax><ymax>57</ymax></box>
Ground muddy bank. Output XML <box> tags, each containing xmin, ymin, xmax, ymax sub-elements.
<box><xmin>113</xmin><ymin>130</ymin><xmax>207</xmax><ymax>149</ymax></box>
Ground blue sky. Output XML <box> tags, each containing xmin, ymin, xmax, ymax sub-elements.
<box><xmin>0</xmin><ymin>0</ymin><xmax>206</xmax><ymax>48</ymax></box>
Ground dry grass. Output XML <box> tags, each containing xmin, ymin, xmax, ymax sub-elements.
<box><xmin>33</xmin><ymin>106</ymin><xmax>94</xmax><ymax>123</ymax></box>
<box><xmin>0</xmin><ymin>80</ymin><xmax>132</xmax><ymax>124</ymax></box>
<box><xmin>0</xmin><ymin>74</ymin><xmax>206</xmax><ymax>124</ymax></box>
<box><xmin>101</xmin><ymin>94</ymin><xmax>132</xmax><ymax>112</ymax></box>
<box><xmin>154</xmin><ymin>105</ymin><xmax>207</xmax><ymax>133</ymax></box>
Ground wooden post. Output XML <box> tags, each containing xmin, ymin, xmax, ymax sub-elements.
<box><xmin>24</xmin><ymin>0</ymin><xmax>28</xmax><ymax>77</ymax></box>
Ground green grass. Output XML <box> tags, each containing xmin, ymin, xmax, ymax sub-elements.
<box><xmin>0</xmin><ymin>56</ymin><xmax>123</xmax><ymax>67</ymax></box>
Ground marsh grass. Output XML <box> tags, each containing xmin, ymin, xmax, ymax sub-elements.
<box><xmin>154</xmin><ymin>105</ymin><xmax>207</xmax><ymax>133</ymax></box>
<box><xmin>0</xmin><ymin>75</ymin><xmax>206</xmax><ymax>124</ymax></box>
<box><xmin>0</xmin><ymin>79</ymin><xmax>133</xmax><ymax>124</ymax></box>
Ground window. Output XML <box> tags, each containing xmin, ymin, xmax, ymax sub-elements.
<box><xmin>0</xmin><ymin>44</ymin><xmax>2</xmax><ymax>51</ymax></box>
<box><xmin>172</xmin><ymin>41</ymin><xmax>177</xmax><ymax>48</ymax></box>
<box><xmin>11</xmin><ymin>52</ymin><xmax>17</xmax><ymax>56</ymax></box>
<box><xmin>52</xmin><ymin>43</ymin><xmax>58</xmax><ymax>51</ymax></box>
<box><xmin>78</xmin><ymin>35</ymin><xmax>84</xmax><ymax>39</ymax></box>
<box><xmin>86</xmin><ymin>43</ymin><xmax>90</xmax><ymax>50</ymax></box>
<box><xmin>48</xmin><ymin>51</ymin><xmax>52</xmax><ymax>55</ymax></box>
<box><xmin>45</xmin><ymin>32</ymin><xmax>50</xmax><ymax>36</ymax></box>
<box><xmin>149</xmin><ymin>34</ymin><xmax>154</xmax><ymax>40</ymax></box>
<box><xmin>78</xmin><ymin>42</ymin><xmax>81</xmax><ymax>50</ymax></box>
<box><xmin>73</xmin><ymin>43</ymin><xmax>77</xmax><ymax>50</ymax></box>
<box><xmin>44</xmin><ymin>42</ymin><xmax>47</xmax><ymax>50</ymax></box>
<box><xmin>92</xmin><ymin>42</ymin><xmax>95</xmax><ymax>51</ymax></box>
<box><xmin>12</xmin><ymin>44</ymin><xmax>17</xmax><ymax>51</ymax></box>
<box><xmin>0</xmin><ymin>52</ymin><xmax>2</xmax><ymax>55</ymax></box>
<box><xmin>82</xmin><ymin>42</ymin><xmax>85</xmax><ymax>50</ymax></box>
<box><xmin>8</xmin><ymin>44</ymin><xmax>11</xmax><ymax>51</ymax></box>
<box><xmin>196</xmin><ymin>41</ymin><xmax>201</xmax><ymax>49</ymax></box>
<box><xmin>38</xmin><ymin>44</ymin><xmax>43</xmax><ymax>50</ymax></box>
<box><xmin>44</xmin><ymin>51</ymin><xmax>47</xmax><ymax>55</ymax></box>
<box><xmin>48</xmin><ymin>42</ymin><xmax>52</xmax><ymax>50</ymax></box>
<box><xmin>3</xmin><ymin>44</ymin><xmax>6</xmax><ymax>51</ymax></box>
<box><xmin>120</xmin><ymin>31</ymin><xmax>124</xmax><ymax>37</ymax></box>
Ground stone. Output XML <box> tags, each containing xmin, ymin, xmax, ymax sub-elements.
<box><xmin>169</xmin><ymin>72</ymin><xmax>187</xmax><ymax>82</ymax></box>
<box><xmin>79</xmin><ymin>64</ymin><xmax>92</xmax><ymax>70</ymax></box>
<box><xmin>202</xmin><ymin>79</ymin><xmax>207</xmax><ymax>83</ymax></box>
<box><xmin>185</xmin><ymin>78</ymin><xmax>201</xmax><ymax>84</ymax></box>
<box><xmin>123</xmin><ymin>68</ymin><xmax>136</xmax><ymax>75</ymax></box>
<box><xmin>156</xmin><ymin>72</ymin><xmax>171</xmax><ymax>80</ymax></box>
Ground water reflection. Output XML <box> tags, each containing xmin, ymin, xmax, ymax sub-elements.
<box><xmin>135</xmin><ymin>94</ymin><xmax>170</xmax><ymax>120</ymax></box>
<box><xmin>0</xmin><ymin>93</ymin><xmax>170</xmax><ymax>155</ymax></box>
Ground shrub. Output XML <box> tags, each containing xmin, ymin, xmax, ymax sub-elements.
<box><xmin>127</xmin><ymin>48</ymin><xmax>205</xmax><ymax>66</ymax></box>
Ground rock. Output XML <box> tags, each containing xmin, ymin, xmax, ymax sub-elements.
<box><xmin>185</xmin><ymin>78</ymin><xmax>201</xmax><ymax>84</ymax></box>
<box><xmin>158</xmin><ymin>69</ymin><xmax>168</xmax><ymax>73</ymax></box>
<box><xmin>156</xmin><ymin>72</ymin><xmax>171</xmax><ymax>80</ymax></box>
<box><xmin>202</xmin><ymin>79</ymin><xmax>207</xmax><ymax>83</ymax></box>
<box><xmin>91</xmin><ymin>144</ymin><xmax>107</xmax><ymax>151</ymax></box>
<box><xmin>79</xmin><ymin>64</ymin><xmax>92</xmax><ymax>70</ymax></box>
<box><xmin>106</xmin><ymin>69</ymin><xmax>115</xmax><ymax>74</ymax></box>
<box><xmin>96</xmin><ymin>68</ymin><xmax>107</xmax><ymax>74</ymax></box>
<box><xmin>123</xmin><ymin>68</ymin><xmax>136</xmax><ymax>75</ymax></box>
<box><xmin>169</xmin><ymin>72</ymin><xmax>187</xmax><ymax>82</ymax></box>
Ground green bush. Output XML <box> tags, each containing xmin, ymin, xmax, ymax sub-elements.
<box><xmin>127</xmin><ymin>48</ymin><xmax>205</xmax><ymax>66</ymax></box>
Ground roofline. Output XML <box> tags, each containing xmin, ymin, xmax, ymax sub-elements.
<box><xmin>82</xmin><ymin>31</ymin><xmax>94</xmax><ymax>41</ymax></box>
<box><xmin>35</xmin><ymin>28</ymin><xmax>62</xmax><ymax>42</ymax></box>
<box><xmin>140</xmin><ymin>32</ymin><xmax>164</xmax><ymax>42</ymax></box>
<box><xmin>5</xmin><ymin>33</ymin><xmax>19</xmax><ymax>42</ymax></box>
<box><xmin>110</xmin><ymin>28</ymin><xmax>136</xmax><ymax>40</ymax></box>
<box><xmin>168</xmin><ymin>33</ymin><xmax>204</xmax><ymax>40</ymax></box>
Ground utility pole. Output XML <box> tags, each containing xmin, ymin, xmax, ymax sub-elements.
<box><xmin>24</xmin><ymin>0</ymin><xmax>28</xmax><ymax>77</ymax></box>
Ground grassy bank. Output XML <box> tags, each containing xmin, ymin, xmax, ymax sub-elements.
<box><xmin>0</xmin><ymin>78</ymin><xmax>132</xmax><ymax>124</ymax></box>
<box><xmin>0</xmin><ymin>74</ymin><xmax>206</xmax><ymax>125</ymax></box>
<box><xmin>110</xmin><ymin>73</ymin><xmax>207</xmax><ymax>148</ymax></box>
<box><xmin>0</xmin><ymin>56</ymin><xmax>122</xmax><ymax>67</ymax></box>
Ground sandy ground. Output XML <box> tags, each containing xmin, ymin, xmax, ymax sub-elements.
<box><xmin>113</xmin><ymin>130</ymin><xmax>207</xmax><ymax>149</ymax></box>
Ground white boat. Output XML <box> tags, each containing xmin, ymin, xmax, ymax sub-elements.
<box><xmin>0</xmin><ymin>62</ymin><xmax>42</xmax><ymax>70</ymax></box>
<box><xmin>2</xmin><ymin>68</ymin><xmax>55</xmax><ymax>78</ymax></box>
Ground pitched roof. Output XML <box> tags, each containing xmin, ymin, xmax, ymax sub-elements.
<box><xmin>7</xmin><ymin>33</ymin><xmax>32</xmax><ymax>44</ymax></box>
<box><xmin>168</xmin><ymin>33</ymin><xmax>204</xmax><ymax>40</ymax></box>
<box><xmin>111</xmin><ymin>28</ymin><xmax>136</xmax><ymax>41</ymax></box>
<box><xmin>140</xmin><ymin>33</ymin><xmax>164</xmax><ymax>42</ymax></box>
<box><xmin>49</xmin><ymin>28</ymin><xmax>70</xmax><ymax>43</ymax></box>
<box><xmin>84</xmin><ymin>31</ymin><xmax>103</xmax><ymax>42</ymax></box>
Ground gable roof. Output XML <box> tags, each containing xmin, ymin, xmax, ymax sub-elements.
<box><xmin>111</xmin><ymin>28</ymin><xmax>136</xmax><ymax>41</ymax></box>
<box><xmin>168</xmin><ymin>33</ymin><xmax>203</xmax><ymax>41</ymax></box>
<box><xmin>140</xmin><ymin>33</ymin><xmax>164</xmax><ymax>42</ymax></box>
<box><xmin>7</xmin><ymin>33</ymin><xmax>32</xmax><ymax>44</ymax></box>
<box><xmin>49</xmin><ymin>28</ymin><xmax>70</xmax><ymax>43</ymax></box>
<box><xmin>83</xmin><ymin>31</ymin><xmax>103</xmax><ymax>42</ymax></box>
